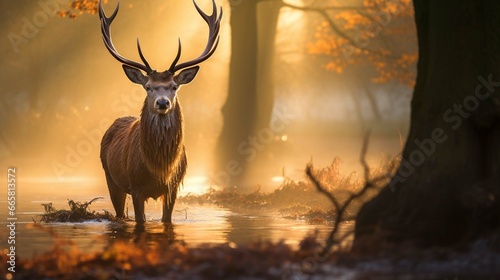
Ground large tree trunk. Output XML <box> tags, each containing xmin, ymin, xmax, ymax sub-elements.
<box><xmin>354</xmin><ymin>0</ymin><xmax>500</xmax><ymax>249</ymax></box>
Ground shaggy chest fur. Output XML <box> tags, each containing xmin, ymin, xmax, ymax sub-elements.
<box><xmin>100</xmin><ymin>102</ymin><xmax>187</xmax><ymax>202</ymax></box>
<box><xmin>138</xmin><ymin>104</ymin><xmax>185</xmax><ymax>184</ymax></box>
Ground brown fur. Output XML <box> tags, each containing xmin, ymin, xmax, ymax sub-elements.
<box><xmin>100</xmin><ymin>87</ymin><xmax>187</xmax><ymax>223</ymax></box>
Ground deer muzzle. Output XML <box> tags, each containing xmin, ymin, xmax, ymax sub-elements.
<box><xmin>155</xmin><ymin>98</ymin><xmax>171</xmax><ymax>114</ymax></box>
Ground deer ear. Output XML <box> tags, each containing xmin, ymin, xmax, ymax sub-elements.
<box><xmin>174</xmin><ymin>66</ymin><xmax>200</xmax><ymax>85</ymax></box>
<box><xmin>122</xmin><ymin>65</ymin><xmax>148</xmax><ymax>85</ymax></box>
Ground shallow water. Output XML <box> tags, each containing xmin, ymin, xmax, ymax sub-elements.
<box><xmin>0</xmin><ymin>134</ymin><xmax>403</xmax><ymax>259</ymax></box>
<box><xmin>0</xmin><ymin>179</ymin><xmax>347</xmax><ymax>259</ymax></box>
<box><xmin>1</xmin><ymin>174</ymin><xmax>498</xmax><ymax>278</ymax></box>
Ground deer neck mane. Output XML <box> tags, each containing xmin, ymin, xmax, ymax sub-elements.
<box><xmin>139</xmin><ymin>101</ymin><xmax>184</xmax><ymax>182</ymax></box>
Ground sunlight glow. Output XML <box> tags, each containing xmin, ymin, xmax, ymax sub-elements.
<box><xmin>277</xmin><ymin>1</ymin><xmax>306</xmax><ymax>64</ymax></box>
<box><xmin>278</xmin><ymin>8</ymin><xmax>304</xmax><ymax>31</ymax></box>
<box><xmin>274</xmin><ymin>134</ymin><xmax>288</xmax><ymax>142</ymax></box>
<box><xmin>21</xmin><ymin>176</ymin><xmax>100</xmax><ymax>184</ymax></box>
<box><xmin>284</xmin><ymin>0</ymin><xmax>303</xmax><ymax>5</ymax></box>
<box><xmin>271</xmin><ymin>176</ymin><xmax>285</xmax><ymax>183</ymax></box>
<box><xmin>179</xmin><ymin>176</ymin><xmax>210</xmax><ymax>195</ymax></box>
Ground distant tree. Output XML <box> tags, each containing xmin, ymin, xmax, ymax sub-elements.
<box><xmin>280</xmin><ymin>0</ymin><xmax>415</xmax><ymax>127</ymax></box>
<box><xmin>213</xmin><ymin>0</ymin><xmax>281</xmax><ymax>187</ymax></box>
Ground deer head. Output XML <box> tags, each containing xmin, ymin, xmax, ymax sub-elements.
<box><xmin>98</xmin><ymin>0</ymin><xmax>222</xmax><ymax>114</ymax></box>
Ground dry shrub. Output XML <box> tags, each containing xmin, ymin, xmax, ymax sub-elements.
<box><xmin>38</xmin><ymin>197</ymin><xmax>117</xmax><ymax>223</ymax></box>
<box><xmin>179</xmin><ymin>156</ymin><xmax>394</xmax><ymax>222</ymax></box>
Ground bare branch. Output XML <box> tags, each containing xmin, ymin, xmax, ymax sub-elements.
<box><xmin>307</xmin><ymin>131</ymin><xmax>395</xmax><ymax>254</ymax></box>
<box><xmin>280</xmin><ymin>0</ymin><xmax>369</xmax><ymax>11</ymax></box>
<box><xmin>276</xmin><ymin>0</ymin><xmax>379</xmax><ymax>54</ymax></box>
<box><xmin>360</xmin><ymin>130</ymin><xmax>371</xmax><ymax>181</ymax></box>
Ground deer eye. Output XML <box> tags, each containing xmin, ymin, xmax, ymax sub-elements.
<box><xmin>172</xmin><ymin>85</ymin><xmax>178</xmax><ymax>91</ymax></box>
<box><xmin>145</xmin><ymin>85</ymin><xmax>152</xmax><ymax>91</ymax></box>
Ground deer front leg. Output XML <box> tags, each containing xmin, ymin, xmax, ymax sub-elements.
<box><xmin>161</xmin><ymin>186</ymin><xmax>178</xmax><ymax>223</ymax></box>
<box><xmin>104</xmin><ymin>173</ymin><xmax>126</xmax><ymax>219</ymax></box>
<box><xmin>132</xmin><ymin>194</ymin><xmax>146</xmax><ymax>223</ymax></box>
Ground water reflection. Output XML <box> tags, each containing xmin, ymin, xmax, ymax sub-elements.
<box><xmin>5</xmin><ymin>205</ymin><xmax>340</xmax><ymax>259</ymax></box>
<box><xmin>106</xmin><ymin>222</ymin><xmax>180</xmax><ymax>249</ymax></box>
<box><xmin>0</xmin><ymin>178</ymin><xmax>343</xmax><ymax>259</ymax></box>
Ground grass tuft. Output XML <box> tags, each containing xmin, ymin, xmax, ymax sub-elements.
<box><xmin>178</xmin><ymin>157</ymin><xmax>391</xmax><ymax>222</ymax></box>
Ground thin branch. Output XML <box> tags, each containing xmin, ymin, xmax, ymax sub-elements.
<box><xmin>279</xmin><ymin>0</ymin><xmax>369</xmax><ymax>11</ymax></box>
<box><xmin>306</xmin><ymin>165</ymin><xmax>341</xmax><ymax>213</ymax></box>
<box><xmin>307</xmin><ymin>131</ymin><xmax>394</xmax><ymax>254</ymax></box>
<box><xmin>276</xmin><ymin>0</ymin><xmax>386</xmax><ymax>56</ymax></box>
<box><xmin>278</xmin><ymin>0</ymin><xmax>414</xmax><ymax>60</ymax></box>
<box><xmin>360</xmin><ymin>130</ymin><xmax>371</xmax><ymax>181</ymax></box>
<box><xmin>306</xmin><ymin>165</ymin><xmax>340</xmax><ymax>253</ymax></box>
<box><xmin>281</xmin><ymin>2</ymin><xmax>355</xmax><ymax>43</ymax></box>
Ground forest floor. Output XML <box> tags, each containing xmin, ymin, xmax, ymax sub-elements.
<box><xmin>4</xmin><ymin>227</ymin><xmax>500</xmax><ymax>279</ymax></box>
<box><xmin>3</xmin><ymin>159</ymin><xmax>500</xmax><ymax>279</ymax></box>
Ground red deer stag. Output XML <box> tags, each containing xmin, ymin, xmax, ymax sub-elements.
<box><xmin>98</xmin><ymin>0</ymin><xmax>222</xmax><ymax>223</ymax></box>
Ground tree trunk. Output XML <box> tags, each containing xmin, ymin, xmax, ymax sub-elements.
<box><xmin>256</xmin><ymin>1</ymin><xmax>281</xmax><ymax>131</ymax></box>
<box><xmin>212</xmin><ymin>0</ymin><xmax>281</xmax><ymax>188</ymax></box>
<box><xmin>354</xmin><ymin>0</ymin><xmax>500</xmax><ymax>249</ymax></box>
<box><xmin>213</xmin><ymin>0</ymin><xmax>258</xmax><ymax>187</ymax></box>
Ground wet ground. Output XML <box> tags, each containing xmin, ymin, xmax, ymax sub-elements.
<box><xmin>0</xmin><ymin>178</ymin><xmax>347</xmax><ymax>259</ymax></box>
<box><xmin>4</xmin><ymin>135</ymin><xmax>498</xmax><ymax>278</ymax></box>
<box><xmin>2</xmin><ymin>176</ymin><xmax>500</xmax><ymax>278</ymax></box>
<box><xmin>1</xmin><ymin>133</ymin><xmax>387</xmax><ymax>260</ymax></box>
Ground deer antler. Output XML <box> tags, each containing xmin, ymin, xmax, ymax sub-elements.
<box><xmin>168</xmin><ymin>0</ymin><xmax>222</xmax><ymax>74</ymax></box>
<box><xmin>99</xmin><ymin>0</ymin><xmax>153</xmax><ymax>74</ymax></box>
